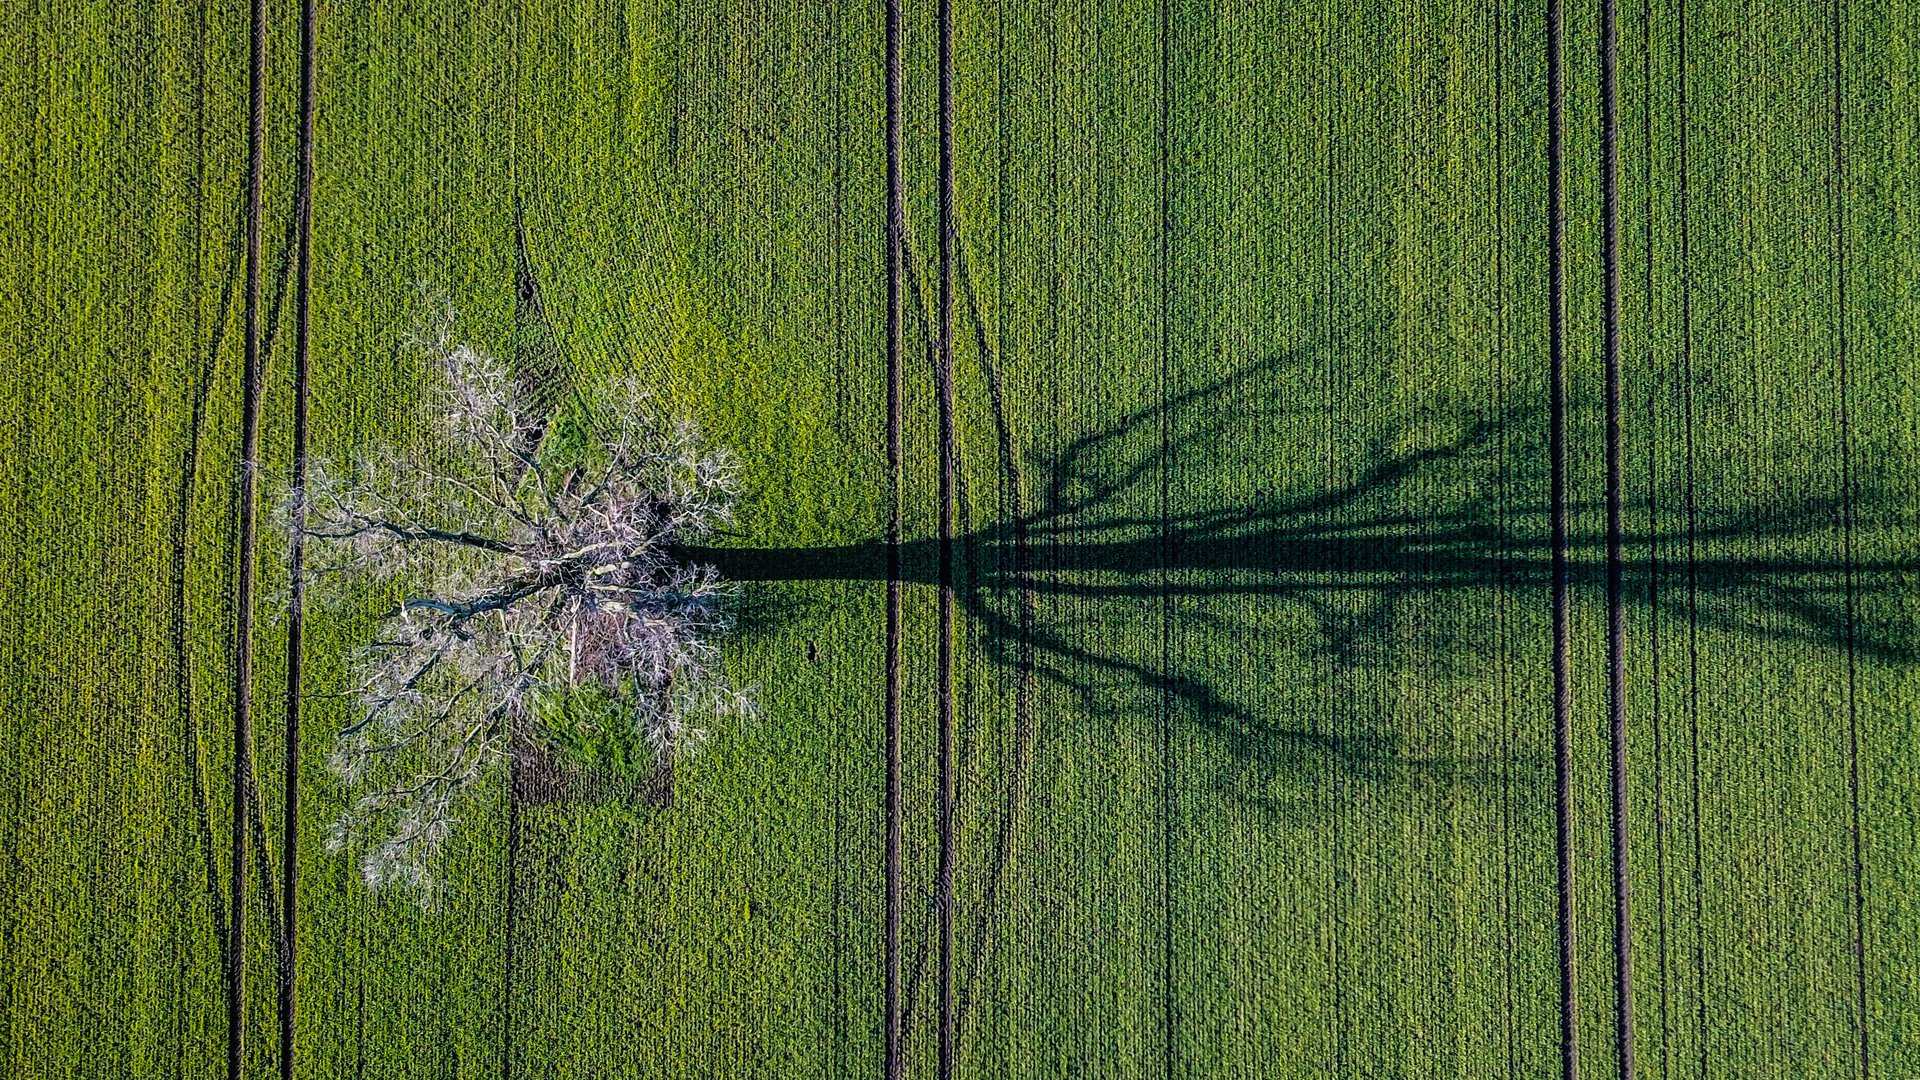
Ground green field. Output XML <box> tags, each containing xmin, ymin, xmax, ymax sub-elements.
<box><xmin>3</xmin><ymin>0</ymin><xmax>1917</xmax><ymax>1076</ymax></box>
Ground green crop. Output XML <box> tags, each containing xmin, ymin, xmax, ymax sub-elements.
<box><xmin>3</xmin><ymin>0</ymin><xmax>1916</xmax><ymax>1077</ymax></box>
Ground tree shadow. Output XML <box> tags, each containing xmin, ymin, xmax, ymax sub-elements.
<box><xmin>687</xmin><ymin>337</ymin><xmax>1916</xmax><ymax>812</ymax></box>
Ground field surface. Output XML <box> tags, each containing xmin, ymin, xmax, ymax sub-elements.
<box><xmin>3</xmin><ymin>1</ymin><xmax>1917</xmax><ymax>1077</ymax></box>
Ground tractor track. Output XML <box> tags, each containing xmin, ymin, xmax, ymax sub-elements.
<box><xmin>500</xmin><ymin>206</ymin><xmax>571</xmax><ymax>1080</ymax></box>
<box><xmin>890</xmin><ymin>28</ymin><xmax>1042</xmax><ymax>1063</ymax></box>
<box><xmin>1640</xmin><ymin>1</ymin><xmax>1676</xmax><ymax>1073</ymax></box>
<box><xmin>280</xmin><ymin>0</ymin><xmax>319</xmax><ymax>1072</ymax></box>
<box><xmin>1599</xmin><ymin>0</ymin><xmax>1637</xmax><ymax>1074</ymax></box>
<box><xmin>950</xmin><ymin>234</ymin><xmax>1037</xmax><ymax>1044</ymax></box>
<box><xmin>228</xmin><ymin>0</ymin><xmax>269</xmax><ymax>1072</ymax></box>
<box><xmin>165</xmin><ymin>10</ymin><xmax>227</xmax><ymax>1067</ymax></box>
<box><xmin>1546</xmin><ymin>0</ymin><xmax>1580</xmax><ymax>1074</ymax></box>
<box><xmin>174</xmin><ymin>122</ymin><xmax>303</xmax><ymax>1061</ymax></box>
<box><xmin>176</xmin><ymin>189</ymin><xmax>245</xmax><ymax>985</ymax></box>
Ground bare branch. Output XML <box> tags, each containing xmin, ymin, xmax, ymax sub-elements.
<box><xmin>293</xmin><ymin>333</ymin><xmax>750</xmax><ymax>898</ymax></box>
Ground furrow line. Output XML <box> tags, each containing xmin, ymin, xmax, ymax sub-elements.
<box><xmin>1673</xmin><ymin>3</ymin><xmax>1710</xmax><ymax>1073</ymax></box>
<box><xmin>935</xmin><ymin>0</ymin><xmax>958</xmax><ymax>1071</ymax></box>
<box><xmin>830</xmin><ymin>12</ymin><xmax>850</xmax><ymax>1071</ymax></box>
<box><xmin>1828</xmin><ymin>5</ymin><xmax>1870</xmax><ymax>1077</ymax></box>
<box><xmin>883</xmin><ymin>0</ymin><xmax>905</xmax><ymax>1069</ymax></box>
<box><xmin>501</xmin><ymin>751</ymin><xmax>521</xmax><ymax>1080</ymax></box>
<box><xmin>1155</xmin><ymin>3</ymin><xmax>1177</xmax><ymax>1078</ymax></box>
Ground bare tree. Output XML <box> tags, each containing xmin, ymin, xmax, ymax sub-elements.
<box><xmin>293</xmin><ymin>336</ymin><xmax>750</xmax><ymax>898</ymax></box>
